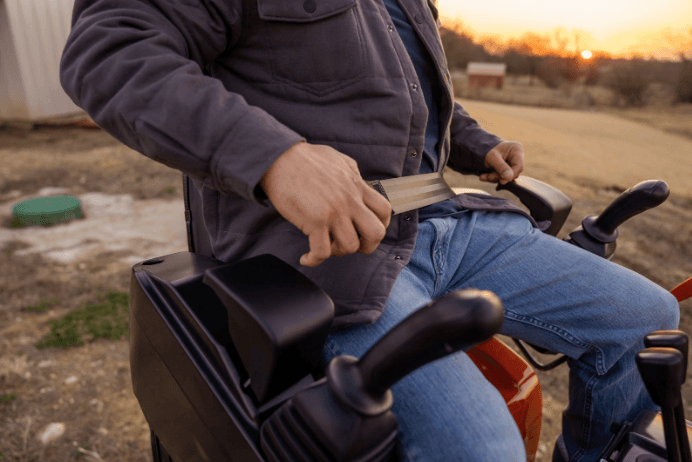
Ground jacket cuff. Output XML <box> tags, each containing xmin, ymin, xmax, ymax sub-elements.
<box><xmin>452</xmin><ymin>135</ymin><xmax>504</xmax><ymax>173</ymax></box>
<box><xmin>447</xmin><ymin>101</ymin><xmax>504</xmax><ymax>175</ymax></box>
<box><xmin>210</xmin><ymin>104</ymin><xmax>306</xmax><ymax>205</ymax></box>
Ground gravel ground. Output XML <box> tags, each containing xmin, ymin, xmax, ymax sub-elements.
<box><xmin>1</xmin><ymin>101</ymin><xmax>692</xmax><ymax>461</ymax></box>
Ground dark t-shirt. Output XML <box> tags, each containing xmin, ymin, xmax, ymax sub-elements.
<box><xmin>383</xmin><ymin>0</ymin><xmax>469</xmax><ymax>221</ymax></box>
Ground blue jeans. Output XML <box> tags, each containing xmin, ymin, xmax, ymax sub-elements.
<box><xmin>322</xmin><ymin>212</ymin><xmax>679</xmax><ymax>462</ymax></box>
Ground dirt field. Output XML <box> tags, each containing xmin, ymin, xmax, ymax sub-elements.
<box><xmin>1</xmin><ymin>100</ymin><xmax>692</xmax><ymax>462</ymax></box>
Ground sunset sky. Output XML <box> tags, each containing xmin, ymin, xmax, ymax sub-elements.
<box><xmin>437</xmin><ymin>0</ymin><xmax>692</xmax><ymax>60</ymax></box>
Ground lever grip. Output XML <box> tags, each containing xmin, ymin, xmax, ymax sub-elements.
<box><xmin>359</xmin><ymin>289</ymin><xmax>503</xmax><ymax>396</ymax></box>
<box><xmin>636</xmin><ymin>348</ymin><xmax>685</xmax><ymax>408</ymax></box>
<box><xmin>326</xmin><ymin>289</ymin><xmax>504</xmax><ymax>416</ymax></box>
<box><xmin>645</xmin><ymin>330</ymin><xmax>689</xmax><ymax>384</ymax></box>
<box><xmin>582</xmin><ymin>180</ymin><xmax>669</xmax><ymax>243</ymax></box>
<box><xmin>636</xmin><ymin>348</ymin><xmax>688</xmax><ymax>462</ymax></box>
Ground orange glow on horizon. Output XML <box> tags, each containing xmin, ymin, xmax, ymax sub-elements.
<box><xmin>437</xmin><ymin>0</ymin><xmax>692</xmax><ymax>60</ymax></box>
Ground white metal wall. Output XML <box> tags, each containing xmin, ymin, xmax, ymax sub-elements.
<box><xmin>0</xmin><ymin>0</ymin><xmax>82</xmax><ymax>120</ymax></box>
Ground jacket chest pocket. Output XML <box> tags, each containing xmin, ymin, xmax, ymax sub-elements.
<box><xmin>257</xmin><ymin>0</ymin><xmax>366</xmax><ymax>95</ymax></box>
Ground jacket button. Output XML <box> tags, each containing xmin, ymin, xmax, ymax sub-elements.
<box><xmin>395</xmin><ymin>255</ymin><xmax>402</xmax><ymax>260</ymax></box>
<box><xmin>411</xmin><ymin>83</ymin><xmax>418</xmax><ymax>90</ymax></box>
<box><xmin>303</xmin><ymin>0</ymin><xmax>316</xmax><ymax>13</ymax></box>
<box><xmin>404</xmin><ymin>214</ymin><xmax>412</xmax><ymax>221</ymax></box>
<box><xmin>388</xmin><ymin>25</ymin><xmax>394</xmax><ymax>31</ymax></box>
<box><xmin>414</xmin><ymin>14</ymin><xmax>423</xmax><ymax>24</ymax></box>
<box><xmin>410</xmin><ymin>149</ymin><xmax>418</xmax><ymax>157</ymax></box>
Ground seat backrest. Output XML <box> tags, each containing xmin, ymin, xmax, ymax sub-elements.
<box><xmin>182</xmin><ymin>173</ymin><xmax>214</xmax><ymax>258</ymax></box>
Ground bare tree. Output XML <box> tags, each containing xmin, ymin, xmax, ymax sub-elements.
<box><xmin>670</xmin><ymin>28</ymin><xmax>692</xmax><ymax>103</ymax></box>
<box><xmin>602</xmin><ymin>59</ymin><xmax>652</xmax><ymax>107</ymax></box>
<box><xmin>505</xmin><ymin>32</ymin><xmax>552</xmax><ymax>85</ymax></box>
<box><xmin>478</xmin><ymin>35</ymin><xmax>505</xmax><ymax>56</ymax></box>
<box><xmin>552</xmin><ymin>27</ymin><xmax>570</xmax><ymax>57</ymax></box>
<box><xmin>439</xmin><ymin>21</ymin><xmax>493</xmax><ymax>70</ymax></box>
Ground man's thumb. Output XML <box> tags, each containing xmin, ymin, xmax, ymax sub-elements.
<box><xmin>486</xmin><ymin>152</ymin><xmax>512</xmax><ymax>178</ymax></box>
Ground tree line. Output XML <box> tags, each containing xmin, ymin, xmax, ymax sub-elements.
<box><xmin>439</xmin><ymin>23</ymin><xmax>692</xmax><ymax>106</ymax></box>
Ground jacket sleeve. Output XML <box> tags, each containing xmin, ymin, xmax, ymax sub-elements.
<box><xmin>60</xmin><ymin>0</ymin><xmax>304</xmax><ymax>203</ymax></box>
<box><xmin>445</xmin><ymin>100</ymin><xmax>504</xmax><ymax>175</ymax></box>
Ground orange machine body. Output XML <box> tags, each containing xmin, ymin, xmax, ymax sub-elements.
<box><xmin>467</xmin><ymin>337</ymin><xmax>542</xmax><ymax>461</ymax></box>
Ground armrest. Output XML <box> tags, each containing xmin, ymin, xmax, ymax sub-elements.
<box><xmin>453</xmin><ymin>176</ymin><xmax>572</xmax><ymax>237</ymax></box>
<box><xmin>497</xmin><ymin>177</ymin><xmax>572</xmax><ymax>237</ymax></box>
<box><xmin>203</xmin><ymin>255</ymin><xmax>334</xmax><ymax>402</ymax></box>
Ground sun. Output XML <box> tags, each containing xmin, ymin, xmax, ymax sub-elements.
<box><xmin>581</xmin><ymin>50</ymin><xmax>593</xmax><ymax>59</ymax></box>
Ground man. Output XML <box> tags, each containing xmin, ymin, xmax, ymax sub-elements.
<box><xmin>60</xmin><ymin>0</ymin><xmax>679</xmax><ymax>460</ymax></box>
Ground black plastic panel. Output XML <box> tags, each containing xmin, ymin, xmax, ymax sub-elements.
<box><xmin>260</xmin><ymin>380</ymin><xmax>398</xmax><ymax>462</ymax></box>
<box><xmin>611</xmin><ymin>410</ymin><xmax>692</xmax><ymax>461</ymax></box>
<box><xmin>129</xmin><ymin>251</ymin><xmax>264</xmax><ymax>462</ymax></box>
<box><xmin>203</xmin><ymin>254</ymin><xmax>334</xmax><ymax>402</ymax></box>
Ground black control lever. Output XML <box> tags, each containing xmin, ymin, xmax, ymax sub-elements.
<box><xmin>564</xmin><ymin>180</ymin><xmax>669</xmax><ymax>260</ymax></box>
<box><xmin>328</xmin><ymin>289</ymin><xmax>504</xmax><ymax>412</ymax></box>
<box><xmin>259</xmin><ymin>289</ymin><xmax>504</xmax><ymax>461</ymax></box>
<box><xmin>644</xmin><ymin>331</ymin><xmax>691</xmax><ymax>462</ymax></box>
<box><xmin>636</xmin><ymin>348</ymin><xmax>688</xmax><ymax>462</ymax></box>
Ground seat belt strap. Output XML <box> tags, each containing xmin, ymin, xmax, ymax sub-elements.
<box><xmin>367</xmin><ymin>172</ymin><xmax>456</xmax><ymax>215</ymax></box>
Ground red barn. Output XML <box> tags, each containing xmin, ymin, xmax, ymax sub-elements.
<box><xmin>467</xmin><ymin>63</ymin><xmax>506</xmax><ymax>90</ymax></box>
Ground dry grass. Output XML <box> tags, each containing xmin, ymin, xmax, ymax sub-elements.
<box><xmin>603</xmin><ymin>105</ymin><xmax>692</xmax><ymax>140</ymax></box>
<box><xmin>453</xmin><ymin>73</ymin><xmax>615</xmax><ymax>109</ymax></box>
<box><xmin>453</xmin><ymin>72</ymin><xmax>692</xmax><ymax>141</ymax></box>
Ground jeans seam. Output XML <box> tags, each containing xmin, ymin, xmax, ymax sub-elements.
<box><xmin>571</xmin><ymin>373</ymin><xmax>600</xmax><ymax>462</ymax></box>
<box><xmin>505</xmin><ymin>310</ymin><xmax>607</xmax><ymax>374</ymax></box>
<box><xmin>504</xmin><ymin>310</ymin><xmax>590</xmax><ymax>348</ymax></box>
<box><xmin>430</xmin><ymin>219</ymin><xmax>445</xmax><ymax>296</ymax></box>
<box><xmin>324</xmin><ymin>337</ymin><xmax>340</xmax><ymax>359</ymax></box>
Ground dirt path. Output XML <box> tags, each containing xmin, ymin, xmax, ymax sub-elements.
<box><xmin>1</xmin><ymin>102</ymin><xmax>691</xmax><ymax>461</ymax></box>
<box><xmin>459</xmin><ymin>99</ymin><xmax>692</xmax><ymax>199</ymax></box>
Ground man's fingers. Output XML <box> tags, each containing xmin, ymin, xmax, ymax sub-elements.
<box><xmin>486</xmin><ymin>157</ymin><xmax>513</xmax><ymax>184</ymax></box>
<box><xmin>361</xmin><ymin>183</ymin><xmax>392</xmax><ymax>229</ymax></box>
<box><xmin>262</xmin><ymin>142</ymin><xmax>396</xmax><ymax>266</ymax></box>
<box><xmin>511</xmin><ymin>160</ymin><xmax>524</xmax><ymax>178</ymax></box>
<box><xmin>352</xmin><ymin>211</ymin><xmax>387</xmax><ymax>254</ymax></box>
<box><xmin>485</xmin><ymin>150</ymin><xmax>507</xmax><ymax>172</ymax></box>
<box><xmin>480</xmin><ymin>172</ymin><xmax>498</xmax><ymax>183</ymax></box>
<box><xmin>328</xmin><ymin>187</ymin><xmax>389</xmax><ymax>257</ymax></box>
<box><xmin>484</xmin><ymin>141</ymin><xmax>525</xmax><ymax>185</ymax></box>
<box><xmin>329</xmin><ymin>219</ymin><xmax>361</xmax><ymax>257</ymax></box>
<box><xmin>301</xmin><ymin>228</ymin><xmax>332</xmax><ymax>267</ymax></box>
<box><xmin>300</xmin><ymin>182</ymin><xmax>391</xmax><ymax>265</ymax></box>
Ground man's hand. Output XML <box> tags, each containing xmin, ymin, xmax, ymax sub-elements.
<box><xmin>260</xmin><ymin>142</ymin><xmax>392</xmax><ymax>267</ymax></box>
<box><xmin>480</xmin><ymin>141</ymin><xmax>524</xmax><ymax>185</ymax></box>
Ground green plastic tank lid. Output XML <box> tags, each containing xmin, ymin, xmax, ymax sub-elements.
<box><xmin>12</xmin><ymin>195</ymin><xmax>82</xmax><ymax>226</ymax></box>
